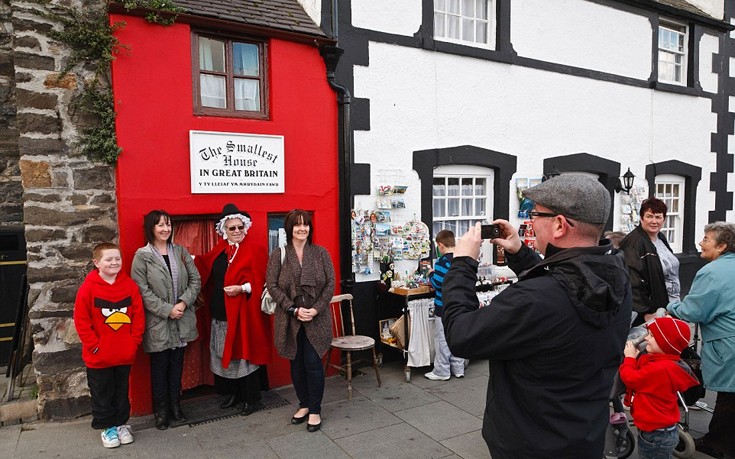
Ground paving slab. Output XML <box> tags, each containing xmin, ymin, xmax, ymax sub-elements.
<box><xmin>394</xmin><ymin>400</ymin><xmax>483</xmax><ymax>442</ymax></box>
<box><xmin>334</xmin><ymin>422</ymin><xmax>452</xmax><ymax>459</ymax></box>
<box><xmin>441</xmin><ymin>430</ymin><xmax>491</xmax><ymax>459</ymax></box>
<box><xmin>319</xmin><ymin>395</ymin><xmax>402</xmax><ymax>440</ymax></box>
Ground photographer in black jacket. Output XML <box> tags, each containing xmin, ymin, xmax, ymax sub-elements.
<box><xmin>443</xmin><ymin>175</ymin><xmax>632</xmax><ymax>459</ymax></box>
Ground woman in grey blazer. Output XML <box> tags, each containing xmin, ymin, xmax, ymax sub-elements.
<box><xmin>131</xmin><ymin>210</ymin><xmax>201</xmax><ymax>430</ymax></box>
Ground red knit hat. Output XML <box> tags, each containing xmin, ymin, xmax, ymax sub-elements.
<box><xmin>647</xmin><ymin>317</ymin><xmax>690</xmax><ymax>355</ymax></box>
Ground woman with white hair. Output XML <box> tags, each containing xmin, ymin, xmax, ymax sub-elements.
<box><xmin>195</xmin><ymin>203</ymin><xmax>271</xmax><ymax>415</ymax></box>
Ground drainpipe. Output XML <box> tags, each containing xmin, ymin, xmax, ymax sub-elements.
<box><xmin>320</xmin><ymin>44</ymin><xmax>354</xmax><ymax>292</ymax></box>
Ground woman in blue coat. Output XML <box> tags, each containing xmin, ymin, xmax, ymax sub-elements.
<box><xmin>668</xmin><ymin>221</ymin><xmax>735</xmax><ymax>458</ymax></box>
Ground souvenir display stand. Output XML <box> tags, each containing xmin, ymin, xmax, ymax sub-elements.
<box><xmin>378</xmin><ymin>281</ymin><xmax>512</xmax><ymax>382</ymax></box>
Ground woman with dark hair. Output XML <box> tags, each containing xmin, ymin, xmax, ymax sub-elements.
<box><xmin>131</xmin><ymin>210</ymin><xmax>201</xmax><ymax>430</ymax></box>
<box><xmin>195</xmin><ymin>204</ymin><xmax>271</xmax><ymax>415</ymax></box>
<box><xmin>668</xmin><ymin>222</ymin><xmax>735</xmax><ymax>459</ymax></box>
<box><xmin>266</xmin><ymin>209</ymin><xmax>335</xmax><ymax>432</ymax></box>
<box><xmin>620</xmin><ymin>197</ymin><xmax>680</xmax><ymax>326</ymax></box>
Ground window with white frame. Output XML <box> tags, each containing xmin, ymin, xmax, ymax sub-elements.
<box><xmin>434</xmin><ymin>0</ymin><xmax>494</xmax><ymax>47</ymax></box>
<box><xmin>655</xmin><ymin>175</ymin><xmax>685</xmax><ymax>253</ymax></box>
<box><xmin>658</xmin><ymin>20</ymin><xmax>687</xmax><ymax>85</ymax></box>
<box><xmin>433</xmin><ymin>165</ymin><xmax>494</xmax><ymax>263</ymax></box>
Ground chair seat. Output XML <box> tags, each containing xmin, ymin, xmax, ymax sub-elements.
<box><xmin>330</xmin><ymin>335</ymin><xmax>375</xmax><ymax>351</ymax></box>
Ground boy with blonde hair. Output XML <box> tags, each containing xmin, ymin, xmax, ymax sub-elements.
<box><xmin>74</xmin><ymin>243</ymin><xmax>144</xmax><ymax>448</ymax></box>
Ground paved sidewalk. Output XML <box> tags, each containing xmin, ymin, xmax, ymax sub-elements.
<box><xmin>0</xmin><ymin>359</ymin><xmax>720</xmax><ymax>458</ymax></box>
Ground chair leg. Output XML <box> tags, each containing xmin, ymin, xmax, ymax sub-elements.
<box><xmin>346</xmin><ymin>351</ymin><xmax>353</xmax><ymax>400</ymax></box>
<box><xmin>371</xmin><ymin>347</ymin><xmax>382</xmax><ymax>388</ymax></box>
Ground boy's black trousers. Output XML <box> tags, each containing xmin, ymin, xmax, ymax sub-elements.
<box><xmin>86</xmin><ymin>365</ymin><xmax>131</xmax><ymax>429</ymax></box>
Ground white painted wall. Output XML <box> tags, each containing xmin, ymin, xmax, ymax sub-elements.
<box><xmin>296</xmin><ymin>0</ymin><xmax>322</xmax><ymax>27</ymax></box>
<box><xmin>348</xmin><ymin>0</ymin><xmax>728</xmax><ymax>280</ymax></box>
<box><xmin>687</xmin><ymin>0</ymin><xmax>724</xmax><ymax>20</ymax></box>
<box><xmin>351</xmin><ymin>0</ymin><xmax>422</xmax><ymax>36</ymax></box>
<box><xmin>699</xmin><ymin>33</ymin><xmax>720</xmax><ymax>93</ymax></box>
<box><xmin>512</xmin><ymin>0</ymin><xmax>652</xmax><ymax>79</ymax></box>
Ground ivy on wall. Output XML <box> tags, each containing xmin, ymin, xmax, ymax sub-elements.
<box><xmin>46</xmin><ymin>1</ymin><xmax>181</xmax><ymax>165</ymax></box>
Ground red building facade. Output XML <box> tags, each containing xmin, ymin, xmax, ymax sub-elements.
<box><xmin>110</xmin><ymin>9</ymin><xmax>338</xmax><ymax>414</ymax></box>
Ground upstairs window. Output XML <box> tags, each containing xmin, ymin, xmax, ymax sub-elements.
<box><xmin>193</xmin><ymin>33</ymin><xmax>268</xmax><ymax>118</ymax></box>
<box><xmin>434</xmin><ymin>0</ymin><xmax>493</xmax><ymax>47</ymax></box>
<box><xmin>655</xmin><ymin>175</ymin><xmax>685</xmax><ymax>253</ymax></box>
<box><xmin>658</xmin><ymin>20</ymin><xmax>687</xmax><ymax>85</ymax></box>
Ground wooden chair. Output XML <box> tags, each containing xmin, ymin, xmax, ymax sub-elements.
<box><xmin>324</xmin><ymin>294</ymin><xmax>382</xmax><ymax>399</ymax></box>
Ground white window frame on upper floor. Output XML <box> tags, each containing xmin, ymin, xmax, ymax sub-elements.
<box><xmin>655</xmin><ymin>174</ymin><xmax>685</xmax><ymax>253</ymax></box>
<box><xmin>433</xmin><ymin>0</ymin><xmax>496</xmax><ymax>49</ymax></box>
<box><xmin>658</xmin><ymin>19</ymin><xmax>688</xmax><ymax>86</ymax></box>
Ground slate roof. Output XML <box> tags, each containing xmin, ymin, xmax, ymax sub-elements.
<box><xmin>172</xmin><ymin>0</ymin><xmax>326</xmax><ymax>37</ymax></box>
<box><xmin>653</xmin><ymin>0</ymin><xmax>721</xmax><ymax>21</ymax></box>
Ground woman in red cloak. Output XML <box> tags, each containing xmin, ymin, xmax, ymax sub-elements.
<box><xmin>195</xmin><ymin>203</ymin><xmax>271</xmax><ymax>415</ymax></box>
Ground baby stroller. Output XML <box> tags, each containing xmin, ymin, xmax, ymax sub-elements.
<box><xmin>604</xmin><ymin>320</ymin><xmax>704</xmax><ymax>459</ymax></box>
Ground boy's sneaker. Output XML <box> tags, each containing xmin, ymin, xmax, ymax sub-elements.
<box><xmin>453</xmin><ymin>373</ymin><xmax>465</xmax><ymax>378</ymax></box>
<box><xmin>424</xmin><ymin>371</ymin><xmax>450</xmax><ymax>381</ymax></box>
<box><xmin>117</xmin><ymin>425</ymin><xmax>134</xmax><ymax>445</ymax></box>
<box><xmin>101</xmin><ymin>427</ymin><xmax>120</xmax><ymax>448</ymax></box>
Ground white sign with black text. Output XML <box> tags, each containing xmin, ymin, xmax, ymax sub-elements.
<box><xmin>190</xmin><ymin>130</ymin><xmax>285</xmax><ymax>194</ymax></box>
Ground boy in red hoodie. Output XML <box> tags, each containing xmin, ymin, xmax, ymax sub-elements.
<box><xmin>73</xmin><ymin>243</ymin><xmax>144</xmax><ymax>448</ymax></box>
<box><xmin>619</xmin><ymin>317</ymin><xmax>699</xmax><ymax>459</ymax></box>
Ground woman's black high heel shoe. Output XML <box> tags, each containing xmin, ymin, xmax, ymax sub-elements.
<box><xmin>291</xmin><ymin>413</ymin><xmax>307</xmax><ymax>424</ymax></box>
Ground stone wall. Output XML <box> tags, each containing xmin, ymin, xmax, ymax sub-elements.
<box><xmin>11</xmin><ymin>0</ymin><xmax>118</xmax><ymax>420</ymax></box>
<box><xmin>0</xmin><ymin>0</ymin><xmax>20</xmax><ymax>226</ymax></box>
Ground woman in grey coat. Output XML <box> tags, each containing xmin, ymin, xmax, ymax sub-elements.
<box><xmin>131</xmin><ymin>210</ymin><xmax>201</xmax><ymax>430</ymax></box>
<box><xmin>266</xmin><ymin>209</ymin><xmax>335</xmax><ymax>433</ymax></box>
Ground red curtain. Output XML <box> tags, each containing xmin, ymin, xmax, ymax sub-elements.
<box><xmin>174</xmin><ymin>219</ymin><xmax>219</xmax><ymax>390</ymax></box>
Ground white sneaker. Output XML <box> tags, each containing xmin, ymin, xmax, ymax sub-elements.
<box><xmin>454</xmin><ymin>374</ymin><xmax>465</xmax><ymax>378</ymax></box>
<box><xmin>117</xmin><ymin>425</ymin><xmax>134</xmax><ymax>445</ymax></box>
<box><xmin>101</xmin><ymin>427</ymin><xmax>120</xmax><ymax>448</ymax></box>
<box><xmin>424</xmin><ymin>371</ymin><xmax>450</xmax><ymax>381</ymax></box>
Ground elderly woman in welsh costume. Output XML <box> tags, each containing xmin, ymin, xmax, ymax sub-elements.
<box><xmin>195</xmin><ymin>203</ymin><xmax>271</xmax><ymax>415</ymax></box>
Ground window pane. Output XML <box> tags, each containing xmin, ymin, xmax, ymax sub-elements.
<box><xmin>462</xmin><ymin>0</ymin><xmax>474</xmax><ymax>15</ymax></box>
<box><xmin>462</xmin><ymin>18</ymin><xmax>474</xmax><ymax>41</ymax></box>
<box><xmin>447</xmin><ymin>14</ymin><xmax>460</xmax><ymax>38</ymax></box>
<box><xmin>435</xmin><ymin>0</ymin><xmax>446</xmax><ymax>10</ymax></box>
<box><xmin>475</xmin><ymin>199</ymin><xmax>485</xmax><ymax>216</ymax></box>
<box><xmin>448</xmin><ymin>198</ymin><xmax>459</xmax><ymax>216</ymax></box>
<box><xmin>461</xmin><ymin>178</ymin><xmax>473</xmax><ymax>195</ymax></box>
<box><xmin>434</xmin><ymin>199</ymin><xmax>445</xmax><ymax>217</ymax></box>
<box><xmin>475</xmin><ymin>178</ymin><xmax>486</xmax><ymax>195</ymax></box>
<box><xmin>457</xmin><ymin>220</ymin><xmax>469</xmax><ymax>234</ymax></box>
<box><xmin>433</xmin><ymin>222</ymin><xmax>442</xmax><ymax>235</ymax></box>
<box><xmin>461</xmin><ymin>198</ymin><xmax>472</xmax><ymax>216</ymax></box>
<box><xmin>477</xmin><ymin>0</ymin><xmax>487</xmax><ymax>19</ymax></box>
<box><xmin>448</xmin><ymin>178</ymin><xmax>460</xmax><ymax>196</ymax></box>
<box><xmin>200</xmin><ymin>74</ymin><xmax>226</xmax><ymax>108</ymax></box>
<box><xmin>234</xmin><ymin>78</ymin><xmax>260</xmax><ymax>111</ymax></box>
<box><xmin>434</xmin><ymin>13</ymin><xmax>445</xmax><ymax>37</ymax></box>
<box><xmin>199</xmin><ymin>37</ymin><xmax>225</xmax><ymax>72</ymax></box>
<box><xmin>448</xmin><ymin>0</ymin><xmax>460</xmax><ymax>14</ymax></box>
<box><xmin>476</xmin><ymin>22</ymin><xmax>487</xmax><ymax>43</ymax></box>
<box><xmin>433</xmin><ymin>178</ymin><xmax>445</xmax><ymax>196</ymax></box>
<box><xmin>233</xmin><ymin>42</ymin><xmax>259</xmax><ymax>77</ymax></box>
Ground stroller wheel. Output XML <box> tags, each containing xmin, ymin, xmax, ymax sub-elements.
<box><xmin>605</xmin><ymin>429</ymin><xmax>635</xmax><ymax>459</ymax></box>
<box><xmin>673</xmin><ymin>425</ymin><xmax>695</xmax><ymax>458</ymax></box>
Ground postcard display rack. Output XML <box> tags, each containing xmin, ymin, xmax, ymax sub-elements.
<box><xmin>378</xmin><ymin>281</ymin><xmax>512</xmax><ymax>382</ymax></box>
<box><xmin>351</xmin><ymin>169</ymin><xmax>431</xmax><ymax>279</ymax></box>
<box><xmin>619</xmin><ymin>185</ymin><xmax>646</xmax><ymax>233</ymax></box>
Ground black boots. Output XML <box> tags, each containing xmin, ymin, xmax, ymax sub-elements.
<box><xmin>154</xmin><ymin>401</ymin><xmax>169</xmax><ymax>430</ymax></box>
<box><xmin>169</xmin><ymin>399</ymin><xmax>187</xmax><ymax>424</ymax></box>
<box><xmin>220</xmin><ymin>395</ymin><xmax>240</xmax><ymax>409</ymax></box>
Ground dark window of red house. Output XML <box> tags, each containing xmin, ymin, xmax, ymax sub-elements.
<box><xmin>192</xmin><ymin>33</ymin><xmax>269</xmax><ymax>119</ymax></box>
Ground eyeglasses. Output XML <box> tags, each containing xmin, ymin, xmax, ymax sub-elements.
<box><xmin>227</xmin><ymin>225</ymin><xmax>245</xmax><ymax>232</ymax></box>
<box><xmin>529</xmin><ymin>211</ymin><xmax>575</xmax><ymax>227</ymax></box>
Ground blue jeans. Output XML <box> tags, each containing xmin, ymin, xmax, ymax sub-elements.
<box><xmin>290</xmin><ymin>326</ymin><xmax>325</xmax><ymax>414</ymax></box>
<box><xmin>637</xmin><ymin>425</ymin><xmax>678</xmax><ymax>459</ymax></box>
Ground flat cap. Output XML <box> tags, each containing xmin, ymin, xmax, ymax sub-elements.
<box><xmin>522</xmin><ymin>175</ymin><xmax>611</xmax><ymax>224</ymax></box>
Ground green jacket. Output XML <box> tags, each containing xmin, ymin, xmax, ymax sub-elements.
<box><xmin>131</xmin><ymin>244</ymin><xmax>201</xmax><ymax>353</ymax></box>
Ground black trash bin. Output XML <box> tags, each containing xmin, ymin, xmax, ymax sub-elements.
<box><xmin>0</xmin><ymin>227</ymin><xmax>27</xmax><ymax>366</ymax></box>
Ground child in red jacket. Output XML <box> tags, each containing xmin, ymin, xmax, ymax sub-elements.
<box><xmin>73</xmin><ymin>243</ymin><xmax>144</xmax><ymax>449</ymax></box>
<box><xmin>619</xmin><ymin>317</ymin><xmax>699</xmax><ymax>459</ymax></box>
